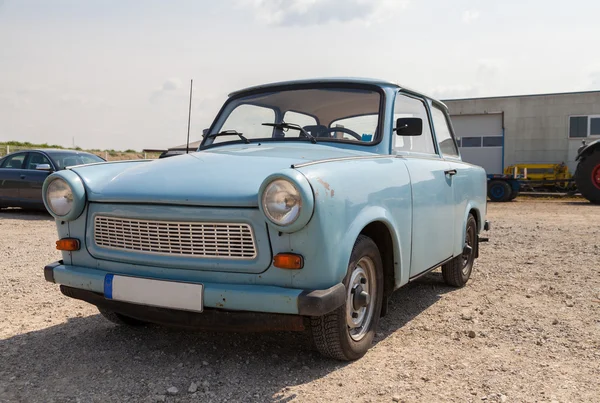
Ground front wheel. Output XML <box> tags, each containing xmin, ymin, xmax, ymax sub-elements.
<box><xmin>442</xmin><ymin>214</ymin><xmax>477</xmax><ymax>287</ymax></box>
<box><xmin>309</xmin><ymin>235</ymin><xmax>384</xmax><ymax>361</ymax></box>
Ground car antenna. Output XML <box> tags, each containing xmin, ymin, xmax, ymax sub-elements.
<box><xmin>186</xmin><ymin>79</ymin><xmax>193</xmax><ymax>154</ymax></box>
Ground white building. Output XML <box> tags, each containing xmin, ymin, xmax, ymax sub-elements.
<box><xmin>444</xmin><ymin>90</ymin><xmax>600</xmax><ymax>174</ymax></box>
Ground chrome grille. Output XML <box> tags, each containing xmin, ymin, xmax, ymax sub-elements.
<box><xmin>93</xmin><ymin>216</ymin><xmax>257</xmax><ymax>259</ymax></box>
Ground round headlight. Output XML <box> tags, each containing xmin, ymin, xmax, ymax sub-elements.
<box><xmin>46</xmin><ymin>178</ymin><xmax>74</xmax><ymax>217</ymax></box>
<box><xmin>262</xmin><ymin>179</ymin><xmax>302</xmax><ymax>226</ymax></box>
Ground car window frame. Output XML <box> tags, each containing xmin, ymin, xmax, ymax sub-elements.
<box><xmin>200</xmin><ymin>82</ymin><xmax>387</xmax><ymax>150</ymax></box>
<box><xmin>392</xmin><ymin>91</ymin><xmax>440</xmax><ymax>157</ymax></box>
<box><xmin>430</xmin><ymin>101</ymin><xmax>461</xmax><ymax>159</ymax></box>
<box><xmin>0</xmin><ymin>152</ymin><xmax>28</xmax><ymax>169</ymax></box>
<box><xmin>24</xmin><ymin>151</ymin><xmax>54</xmax><ymax>171</ymax></box>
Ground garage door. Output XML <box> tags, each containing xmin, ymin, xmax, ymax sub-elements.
<box><xmin>450</xmin><ymin>114</ymin><xmax>504</xmax><ymax>174</ymax></box>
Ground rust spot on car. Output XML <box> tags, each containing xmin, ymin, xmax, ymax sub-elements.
<box><xmin>317</xmin><ymin>178</ymin><xmax>331</xmax><ymax>191</ymax></box>
<box><xmin>216</xmin><ymin>302</ymin><xmax>224</xmax><ymax>307</ymax></box>
<box><xmin>316</xmin><ymin>178</ymin><xmax>334</xmax><ymax>197</ymax></box>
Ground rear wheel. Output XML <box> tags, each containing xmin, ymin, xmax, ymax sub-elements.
<box><xmin>575</xmin><ymin>150</ymin><xmax>600</xmax><ymax>204</ymax></box>
<box><xmin>487</xmin><ymin>180</ymin><xmax>512</xmax><ymax>202</ymax></box>
<box><xmin>309</xmin><ymin>235</ymin><xmax>384</xmax><ymax>361</ymax></box>
<box><xmin>442</xmin><ymin>214</ymin><xmax>477</xmax><ymax>287</ymax></box>
<box><xmin>98</xmin><ymin>307</ymin><xmax>148</xmax><ymax>327</ymax></box>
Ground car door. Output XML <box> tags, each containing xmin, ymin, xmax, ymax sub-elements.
<box><xmin>20</xmin><ymin>152</ymin><xmax>54</xmax><ymax>206</ymax></box>
<box><xmin>430</xmin><ymin>103</ymin><xmax>482</xmax><ymax>257</ymax></box>
<box><xmin>392</xmin><ymin>92</ymin><xmax>455</xmax><ymax>278</ymax></box>
<box><xmin>0</xmin><ymin>152</ymin><xmax>28</xmax><ymax>206</ymax></box>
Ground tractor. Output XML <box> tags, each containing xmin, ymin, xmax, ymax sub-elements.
<box><xmin>574</xmin><ymin>139</ymin><xmax>600</xmax><ymax>204</ymax></box>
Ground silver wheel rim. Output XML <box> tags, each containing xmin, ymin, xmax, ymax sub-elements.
<box><xmin>346</xmin><ymin>256</ymin><xmax>376</xmax><ymax>341</ymax></box>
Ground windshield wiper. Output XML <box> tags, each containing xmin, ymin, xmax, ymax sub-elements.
<box><xmin>262</xmin><ymin>122</ymin><xmax>317</xmax><ymax>144</ymax></box>
<box><xmin>207</xmin><ymin>130</ymin><xmax>249</xmax><ymax>144</ymax></box>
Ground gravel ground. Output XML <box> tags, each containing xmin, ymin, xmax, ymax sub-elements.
<box><xmin>0</xmin><ymin>200</ymin><xmax>599</xmax><ymax>403</ymax></box>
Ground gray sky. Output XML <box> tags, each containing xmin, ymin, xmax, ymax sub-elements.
<box><xmin>1</xmin><ymin>0</ymin><xmax>599</xmax><ymax>151</ymax></box>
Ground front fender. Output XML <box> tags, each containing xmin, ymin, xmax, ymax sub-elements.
<box><xmin>282</xmin><ymin>157</ymin><xmax>412</xmax><ymax>290</ymax></box>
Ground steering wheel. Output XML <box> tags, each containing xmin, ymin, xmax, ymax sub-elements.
<box><xmin>321</xmin><ymin>127</ymin><xmax>362</xmax><ymax>141</ymax></box>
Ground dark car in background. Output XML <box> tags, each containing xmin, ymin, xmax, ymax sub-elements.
<box><xmin>0</xmin><ymin>149</ymin><xmax>105</xmax><ymax>210</ymax></box>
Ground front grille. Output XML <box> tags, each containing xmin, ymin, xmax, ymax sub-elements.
<box><xmin>93</xmin><ymin>216</ymin><xmax>257</xmax><ymax>259</ymax></box>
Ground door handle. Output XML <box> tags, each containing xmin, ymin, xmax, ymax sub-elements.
<box><xmin>444</xmin><ymin>169</ymin><xmax>457</xmax><ymax>176</ymax></box>
<box><xmin>20</xmin><ymin>175</ymin><xmax>26</xmax><ymax>179</ymax></box>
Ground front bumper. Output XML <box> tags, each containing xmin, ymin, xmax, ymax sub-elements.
<box><xmin>44</xmin><ymin>261</ymin><xmax>345</xmax><ymax>317</ymax></box>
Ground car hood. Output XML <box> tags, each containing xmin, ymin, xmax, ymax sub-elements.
<box><xmin>71</xmin><ymin>143</ymin><xmax>374</xmax><ymax>207</ymax></box>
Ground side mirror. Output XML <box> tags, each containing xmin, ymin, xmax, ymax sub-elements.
<box><xmin>394</xmin><ymin>117</ymin><xmax>422</xmax><ymax>136</ymax></box>
<box><xmin>202</xmin><ymin>128</ymin><xmax>209</xmax><ymax>137</ymax></box>
<box><xmin>35</xmin><ymin>164</ymin><xmax>53</xmax><ymax>171</ymax></box>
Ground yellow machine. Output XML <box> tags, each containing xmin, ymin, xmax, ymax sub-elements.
<box><xmin>503</xmin><ymin>163</ymin><xmax>574</xmax><ymax>190</ymax></box>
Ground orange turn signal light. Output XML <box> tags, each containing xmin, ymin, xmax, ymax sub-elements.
<box><xmin>273</xmin><ymin>253</ymin><xmax>304</xmax><ymax>270</ymax></box>
<box><xmin>56</xmin><ymin>238</ymin><xmax>80</xmax><ymax>251</ymax></box>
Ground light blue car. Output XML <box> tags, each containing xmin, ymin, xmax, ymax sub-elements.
<box><xmin>42</xmin><ymin>78</ymin><xmax>490</xmax><ymax>360</ymax></box>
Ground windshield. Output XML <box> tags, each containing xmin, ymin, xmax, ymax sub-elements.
<box><xmin>205</xmin><ymin>87</ymin><xmax>382</xmax><ymax>146</ymax></box>
<box><xmin>50</xmin><ymin>152</ymin><xmax>104</xmax><ymax>169</ymax></box>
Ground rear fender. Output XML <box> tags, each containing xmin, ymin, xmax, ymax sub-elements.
<box><xmin>576</xmin><ymin>139</ymin><xmax>600</xmax><ymax>161</ymax></box>
<box><xmin>454</xmin><ymin>202</ymin><xmax>483</xmax><ymax>258</ymax></box>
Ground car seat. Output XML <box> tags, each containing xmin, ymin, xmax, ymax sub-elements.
<box><xmin>7</xmin><ymin>159</ymin><xmax>23</xmax><ymax>168</ymax></box>
<box><xmin>303</xmin><ymin>125</ymin><xmax>330</xmax><ymax>138</ymax></box>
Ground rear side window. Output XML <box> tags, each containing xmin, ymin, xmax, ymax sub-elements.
<box><xmin>0</xmin><ymin>153</ymin><xmax>26</xmax><ymax>169</ymax></box>
<box><xmin>431</xmin><ymin>105</ymin><xmax>459</xmax><ymax>157</ymax></box>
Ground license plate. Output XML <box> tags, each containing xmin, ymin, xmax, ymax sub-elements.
<box><xmin>104</xmin><ymin>274</ymin><xmax>204</xmax><ymax>312</ymax></box>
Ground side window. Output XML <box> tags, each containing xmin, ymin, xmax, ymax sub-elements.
<box><xmin>25</xmin><ymin>153</ymin><xmax>52</xmax><ymax>170</ymax></box>
<box><xmin>393</xmin><ymin>94</ymin><xmax>436</xmax><ymax>154</ymax></box>
<box><xmin>0</xmin><ymin>153</ymin><xmax>27</xmax><ymax>169</ymax></box>
<box><xmin>431</xmin><ymin>105</ymin><xmax>459</xmax><ymax>157</ymax></box>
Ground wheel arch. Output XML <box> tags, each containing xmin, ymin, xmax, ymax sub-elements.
<box><xmin>359</xmin><ymin>221</ymin><xmax>395</xmax><ymax>299</ymax></box>
<box><xmin>454</xmin><ymin>203</ymin><xmax>481</xmax><ymax>257</ymax></box>
<box><xmin>340</xmin><ymin>206</ymin><xmax>407</xmax><ymax>293</ymax></box>
<box><xmin>576</xmin><ymin>139</ymin><xmax>600</xmax><ymax>161</ymax></box>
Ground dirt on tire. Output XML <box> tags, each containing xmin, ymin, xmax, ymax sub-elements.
<box><xmin>1</xmin><ymin>201</ymin><xmax>599</xmax><ymax>402</ymax></box>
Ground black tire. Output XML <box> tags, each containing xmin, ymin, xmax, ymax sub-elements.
<box><xmin>98</xmin><ymin>307</ymin><xmax>148</xmax><ymax>327</ymax></box>
<box><xmin>508</xmin><ymin>186</ymin><xmax>519</xmax><ymax>201</ymax></box>
<box><xmin>309</xmin><ymin>235</ymin><xmax>384</xmax><ymax>361</ymax></box>
<box><xmin>442</xmin><ymin>214</ymin><xmax>477</xmax><ymax>287</ymax></box>
<box><xmin>487</xmin><ymin>180</ymin><xmax>512</xmax><ymax>202</ymax></box>
<box><xmin>575</xmin><ymin>149</ymin><xmax>600</xmax><ymax>204</ymax></box>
